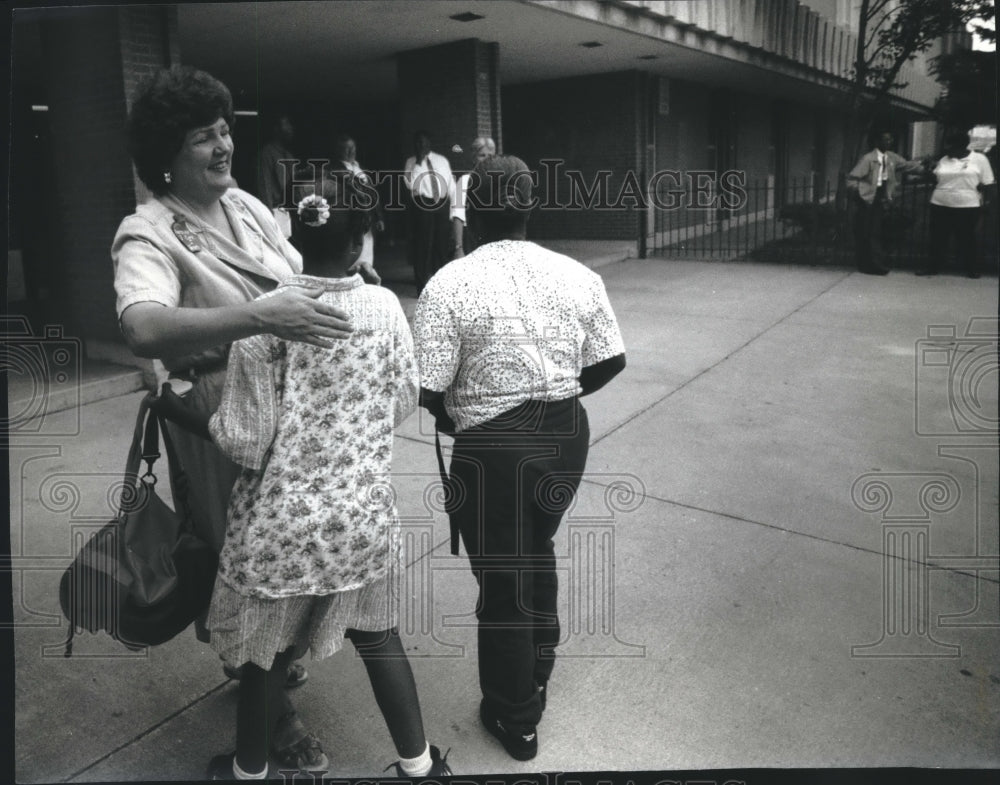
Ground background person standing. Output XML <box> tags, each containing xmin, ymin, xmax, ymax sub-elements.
<box><xmin>919</xmin><ymin>128</ymin><xmax>996</xmax><ymax>278</ymax></box>
<box><xmin>258</xmin><ymin>111</ymin><xmax>297</xmax><ymax>239</ymax></box>
<box><xmin>335</xmin><ymin>133</ymin><xmax>384</xmax><ymax>284</ymax></box>
<box><xmin>404</xmin><ymin>130</ymin><xmax>452</xmax><ymax>293</ymax></box>
<box><xmin>450</xmin><ymin>136</ymin><xmax>497</xmax><ymax>259</ymax></box>
<box><xmin>846</xmin><ymin>130</ymin><xmax>928</xmax><ymax>275</ymax></box>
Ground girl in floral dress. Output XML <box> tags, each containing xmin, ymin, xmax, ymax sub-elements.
<box><xmin>194</xmin><ymin>172</ymin><xmax>451</xmax><ymax>779</ymax></box>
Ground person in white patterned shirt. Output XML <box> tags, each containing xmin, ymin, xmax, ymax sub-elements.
<box><xmin>414</xmin><ymin>155</ymin><xmax>626</xmax><ymax>761</ymax></box>
<box><xmin>157</xmin><ymin>171</ymin><xmax>452</xmax><ymax>780</ymax></box>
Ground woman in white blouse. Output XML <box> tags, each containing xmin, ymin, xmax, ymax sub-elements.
<box><xmin>919</xmin><ymin>129</ymin><xmax>996</xmax><ymax>278</ymax></box>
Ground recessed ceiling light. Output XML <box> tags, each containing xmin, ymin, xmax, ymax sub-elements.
<box><xmin>580</xmin><ymin>41</ymin><xmax>603</xmax><ymax>48</ymax></box>
<box><xmin>450</xmin><ymin>12</ymin><xmax>485</xmax><ymax>22</ymax></box>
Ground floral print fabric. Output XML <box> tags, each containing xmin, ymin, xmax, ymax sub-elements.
<box><xmin>414</xmin><ymin>240</ymin><xmax>625</xmax><ymax>432</ymax></box>
<box><xmin>209</xmin><ymin>274</ymin><xmax>418</xmax><ymax>599</ymax></box>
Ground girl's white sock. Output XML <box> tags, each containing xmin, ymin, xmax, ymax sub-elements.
<box><xmin>398</xmin><ymin>741</ymin><xmax>432</xmax><ymax>777</ymax></box>
<box><xmin>232</xmin><ymin>756</ymin><xmax>268</xmax><ymax>780</ymax></box>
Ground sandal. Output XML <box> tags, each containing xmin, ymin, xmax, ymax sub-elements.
<box><xmin>222</xmin><ymin>661</ymin><xmax>309</xmax><ymax>689</ymax></box>
<box><xmin>270</xmin><ymin>711</ymin><xmax>329</xmax><ymax>772</ymax></box>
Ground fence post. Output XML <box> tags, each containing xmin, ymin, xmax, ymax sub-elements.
<box><xmin>809</xmin><ymin>175</ymin><xmax>818</xmax><ymax>264</ymax></box>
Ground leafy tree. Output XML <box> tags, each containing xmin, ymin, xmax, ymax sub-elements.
<box><xmin>931</xmin><ymin>47</ymin><xmax>997</xmax><ymax>129</ymax></box>
<box><xmin>840</xmin><ymin>0</ymin><xmax>994</xmax><ymax>174</ymax></box>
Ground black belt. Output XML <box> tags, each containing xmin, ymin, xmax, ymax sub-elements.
<box><xmin>414</xmin><ymin>195</ymin><xmax>448</xmax><ymax>209</ymax></box>
<box><xmin>434</xmin><ymin>397</ymin><xmax>581</xmax><ymax>556</ymax></box>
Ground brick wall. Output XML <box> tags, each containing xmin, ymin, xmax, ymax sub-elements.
<box><xmin>734</xmin><ymin>93</ymin><xmax>773</xmax><ymax>187</ymax></box>
<box><xmin>476</xmin><ymin>41</ymin><xmax>502</xmax><ymax>154</ymax></box>
<box><xmin>397</xmin><ymin>38</ymin><xmax>500</xmax><ymax>174</ymax></box>
<box><xmin>504</xmin><ymin>72</ymin><xmax>643</xmax><ymax>240</ymax></box>
<box><xmin>40</xmin><ymin>6</ymin><xmax>177</xmax><ymax>346</ymax></box>
<box><xmin>652</xmin><ymin>78</ymin><xmax>713</xmax><ymax>233</ymax></box>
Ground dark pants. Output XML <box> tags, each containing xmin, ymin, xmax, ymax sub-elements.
<box><xmin>928</xmin><ymin>205</ymin><xmax>981</xmax><ymax>275</ymax></box>
<box><xmin>407</xmin><ymin>194</ymin><xmax>452</xmax><ymax>292</ymax></box>
<box><xmin>449</xmin><ymin>398</ymin><xmax>590</xmax><ymax>731</ymax></box>
<box><xmin>854</xmin><ymin>186</ymin><xmax>888</xmax><ymax>271</ymax></box>
<box><xmin>461</xmin><ymin>222</ymin><xmax>478</xmax><ymax>256</ymax></box>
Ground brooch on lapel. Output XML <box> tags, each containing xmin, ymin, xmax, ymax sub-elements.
<box><xmin>226</xmin><ymin>193</ymin><xmax>249</xmax><ymax>214</ymax></box>
<box><xmin>171</xmin><ymin>215</ymin><xmax>203</xmax><ymax>253</ymax></box>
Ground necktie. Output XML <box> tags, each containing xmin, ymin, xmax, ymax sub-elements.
<box><xmin>426</xmin><ymin>156</ymin><xmax>441</xmax><ymax>201</ymax></box>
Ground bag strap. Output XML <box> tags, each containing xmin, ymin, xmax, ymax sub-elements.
<box><xmin>156</xmin><ymin>410</ymin><xmax>195</xmax><ymax>531</ymax></box>
<box><xmin>141</xmin><ymin>406</ymin><xmax>161</xmax><ymax>482</ymax></box>
<box><xmin>119</xmin><ymin>391</ymin><xmax>195</xmax><ymax>532</ymax></box>
<box><xmin>434</xmin><ymin>431</ymin><xmax>460</xmax><ymax>556</ymax></box>
<box><xmin>125</xmin><ymin>393</ymin><xmax>155</xmax><ymax>493</ymax></box>
<box><xmin>119</xmin><ymin>393</ymin><xmax>156</xmax><ymax>516</ymax></box>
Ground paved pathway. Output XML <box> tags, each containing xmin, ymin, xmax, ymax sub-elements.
<box><xmin>8</xmin><ymin>255</ymin><xmax>998</xmax><ymax>781</ymax></box>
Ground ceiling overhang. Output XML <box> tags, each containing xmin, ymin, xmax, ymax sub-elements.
<box><xmin>176</xmin><ymin>0</ymin><xmax>879</xmax><ymax>111</ymax></box>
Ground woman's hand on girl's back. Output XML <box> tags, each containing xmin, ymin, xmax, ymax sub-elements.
<box><xmin>256</xmin><ymin>287</ymin><xmax>354</xmax><ymax>347</ymax></box>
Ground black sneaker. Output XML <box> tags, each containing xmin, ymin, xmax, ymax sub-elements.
<box><xmin>480</xmin><ymin>700</ymin><xmax>537</xmax><ymax>761</ymax></box>
<box><xmin>385</xmin><ymin>744</ymin><xmax>453</xmax><ymax>777</ymax></box>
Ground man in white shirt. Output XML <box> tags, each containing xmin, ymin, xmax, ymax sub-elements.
<box><xmin>450</xmin><ymin>136</ymin><xmax>497</xmax><ymax>258</ymax></box>
<box><xmin>847</xmin><ymin>130</ymin><xmax>928</xmax><ymax>275</ymax></box>
<box><xmin>404</xmin><ymin>130</ymin><xmax>453</xmax><ymax>293</ymax></box>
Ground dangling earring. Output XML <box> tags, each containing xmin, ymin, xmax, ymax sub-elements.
<box><xmin>163</xmin><ymin>171</ymin><xmax>172</xmax><ymax>184</ymax></box>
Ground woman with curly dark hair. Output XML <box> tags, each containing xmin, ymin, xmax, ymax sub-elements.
<box><xmin>111</xmin><ymin>65</ymin><xmax>349</xmax><ymax>773</ymax></box>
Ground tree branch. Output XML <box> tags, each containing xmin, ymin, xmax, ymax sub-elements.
<box><xmin>864</xmin><ymin>0</ymin><xmax>893</xmax><ymax>23</ymax></box>
<box><xmin>865</xmin><ymin>4</ymin><xmax>903</xmax><ymax>52</ymax></box>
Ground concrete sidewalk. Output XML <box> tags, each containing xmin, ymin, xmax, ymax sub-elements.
<box><xmin>9</xmin><ymin>253</ymin><xmax>999</xmax><ymax>781</ymax></box>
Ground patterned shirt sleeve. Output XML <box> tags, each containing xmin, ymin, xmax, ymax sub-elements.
<box><xmin>579</xmin><ymin>273</ymin><xmax>626</xmax><ymax>368</ymax></box>
<box><xmin>391</xmin><ymin>296</ymin><xmax>419</xmax><ymax>426</ymax></box>
<box><xmin>111</xmin><ymin>216</ymin><xmax>183</xmax><ymax>317</ymax></box>
<box><xmin>208</xmin><ymin>333</ymin><xmax>281</xmax><ymax>470</ymax></box>
<box><xmin>414</xmin><ymin>281</ymin><xmax>461</xmax><ymax>393</ymax></box>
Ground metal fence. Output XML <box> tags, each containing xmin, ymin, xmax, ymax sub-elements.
<box><xmin>647</xmin><ymin>177</ymin><xmax>949</xmax><ymax>269</ymax></box>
